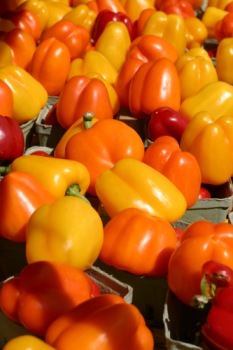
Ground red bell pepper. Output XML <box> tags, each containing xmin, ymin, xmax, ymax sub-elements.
<box><xmin>91</xmin><ymin>9</ymin><xmax>135</xmax><ymax>43</ymax></box>
<box><xmin>147</xmin><ymin>107</ymin><xmax>190</xmax><ymax>143</ymax></box>
<box><xmin>0</xmin><ymin>261</ymin><xmax>100</xmax><ymax>338</ymax></box>
<box><xmin>0</xmin><ymin>115</ymin><xmax>24</xmax><ymax>161</ymax></box>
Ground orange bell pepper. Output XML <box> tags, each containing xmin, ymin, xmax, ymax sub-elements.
<box><xmin>45</xmin><ymin>294</ymin><xmax>154</xmax><ymax>350</ymax></box>
<box><xmin>0</xmin><ymin>261</ymin><xmax>99</xmax><ymax>337</ymax></box>
<box><xmin>201</xmin><ymin>6</ymin><xmax>228</xmax><ymax>39</ymax></box>
<box><xmin>155</xmin><ymin>0</ymin><xmax>196</xmax><ymax>18</ymax></box>
<box><xmin>215</xmin><ymin>12</ymin><xmax>233</xmax><ymax>40</ymax></box>
<box><xmin>141</xmin><ymin>11</ymin><xmax>187</xmax><ymax>56</ymax></box>
<box><xmin>64</xmin><ymin>112</ymin><xmax>145</xmax><ymax>195</ymax></box>
<box><xmin>56</xmin><ymin>75</ymin><xmax>114</xmax><ymax>129</ymax></box>
<box><xmin>3</xmin><ymin>28</ymin><xmax>36</xmax><ymax>70</ymax></box>
<box><xmin>180</xmin><ymin>112</ymin><xmax>233</xmax><ymax>185</ymax></box>
<box><xmin>134</xmin><ymin>8</ymin><xmax>156</xmax><ymax>37</ymax></box>
<box><xmin>129</xmin><ymin>58</ymin><xmax>181</xmax><ymax>119</ymax></box>
<box><xmin>29</xmin><ymin>37</ymin><xmax>71</xmax><ymax>96</ymax></box>
<box><xmin>40</xmin><ymin>19</ymin><xmax>91</xmax><ymax>61</ymax></box>
<box><xmin>143</xmin><ymin>136</ymin><xmax>202</xmax><ymax>208</ymax></box>
<box><xmin>0</xmin><ymin>79</ymin><xmax>14</xmax><ymax>117</ymax></box>
<box><xmin>0</xmin><ymin>170</ymin><xmax>55</xmax><ymax>242</ymax></box>
<box><xmin>99</xmin><ymin>207</ymin><xmax>177</xmax><ymax>276</ymax></box>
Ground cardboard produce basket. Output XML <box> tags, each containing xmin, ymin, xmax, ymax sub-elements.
<box><xmin>20</xmin><ymin>117</ymin><xmax>37</xmax><ymax>150</ymax></box>
<box><xmin>0</xmin><ymin>265</ymin><xmax>133</xmax><ymax>348</ymax></box>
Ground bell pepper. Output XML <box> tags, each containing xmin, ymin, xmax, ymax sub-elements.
<box><xmin>0</xmin><ymin>170</ymin><xmax>55</xmax><ymax>242</ymax></box>
<box><xmin>0</xmin><ymin>65</ymin><xmax>48</xmax><ymax>124</ymax></box>
<box><xmin>42</xmin><ymin>1</ymin><xmax>72</xmax><ymax>30</ymax></box>
<box><xmin>126</xmin><ymin>34</ymin><xmax>179</xmax><ymax>63</ymax></box>
<box><xmin>5</xmin><ymin>8</ymin><xmax>42</xmax><ymax>41</ymax></box>
<box><xmin>29</xmin><ymin>37</ymin><xmax>71</xmax><ymax>96</ymax></box>
<box><xmin>2</xmin><ymin>336</ymin><xmax>55</xmax><ymax>350</ymax></box>
<box><xmin>176</xmin><ymin>47</ymin><xmax>218</xmax><ymax>102</ymax></box>
<box><xmin>0</xmin><ymin>261</ymin><xmax>100</xmax><ymax>337</ymax></box>
<box><xmin>216</xmin><ymin>38</ymin><xmax>233</xmax><ymax>85</ymax></box>
<box><xmin>134</xmin><ymin>8</ymin><xmax>157</xmax><ymax>37</ymax></box>
<box><xmin>45</xmin><ymin>294</ymin><xmax>154</xmax><ymax>349</ymax></box>
<box><xmin>114</xmin><ymin>56</ymin><xmax>143</xmax><ymax>110</ymax></box>
<box><xmin>180</xmin><ymin>112</ymin><xmax>233</xmax><ymax>185</ymax></box>
<box><xmin>99</xmin><ymin>207</ymin><xmax>177</xmax><ymax>276</ymax></box>
<box><xmin>0</xmin><ymin>154</ymin><xmax>90</xmax><ymax>199</ymax></box>
<box><xmin>184</xmin><ymin>17</ymin><xmax>208</xmax><ymax>48</ymax></box>
<box><xmin>68</xmin><ymin>49</ymin><xmax>118</xmax><ymax>84</ymax></box>
<box><xmin>74</xmin><ymin>0</ymin><xmax>127</xmax><ymax>14</ymax></box>
<box><xmin>56</xmin><ymin>75</ymin><xmax>115</xmax><ymax>129</ymax></box>
<box><xmin>40</xmin><ymin>19</ymin><xmax>91</xmax><ymax>61</ymax></box>
<box><xmin>54</xmin><ymin>114</ymin><xmax>99</xmax><ymax>158</ymax></box>
<box><xmin>0</xmin><ymin>18</ymin><xmax>15</xmax><ymax>33</ymax></box>
<box><xmin>143</xmin><ymin>135</ymin><xmax>202</xmax><ymax>208</ymax></box>
<box><xmin>63</xmin><ymin>4</ymin><xmax>97</xmax><ymax>32</ymax></box>
<box><xmin>207</xmin><ymin>0</ymin><xmax>233</xmax><ymax>8</ymax></box>
<box><xmin>0</xmin><ymin>80</ymin><xmax>13</xmax><ymax>117</ymax></box>
<box><xmin>91</xmin><ymin>9</ymin><xmax>135</xmax><ymax>44</ymax></box>
<box><xmin>15</xmin><ymin>0</ymin><xmax>50</xmax><ymax>33</ymax></box>
<box><xmin>65</xmin><ymin>112</ymin><xmax>145</xmax><ymax>195</ymax></box>
<box><xmin>3</xmin><ymin>27</ymin><xmax>37</xmax><ymax>70</ymax></box>
<box><xmin>0</xmin><ymin>41</ymin><xmax>13</xmax><ymax>67</ymax></box>
<box><xmin>147</xmin><ymin>106</ymin><xmax>190</xmax><ymax>143</ymax></box>
<box><xmin>0</xmin><ymin>115</ymin><xmax>24</xmax><ymax>161</ymax></box>
<box><xmin>26</xmin><ymin>195</ymin><xmax>104</xmax><ymax>269</ymax></box>
<box><xmin>95</xmin><ymin>157</ymin><xmax>187</xmax><ymax>222</ymax></box>
<box><xmin>129</xmin><ymin>58</ymin><xmax>181</xmax><ymax>119</ymax></box>
<box><xmin>201</xmin><ymin>6</ymin><xmax>228</xmax><ymax>39</ymax></box>
<box><xmin>180</xmin><ymin>81</ymin><xmax>233</xmax><ymax>120</ymax></box>
<box><xmin>215</xmin><ymin>12</ymin><xmax>233</xmax><ymax>40</ymax></box>
<box><xmin>141</xmin><ymin>11</ymin><xmax>187</xmax><ymax>57</ymax></box>
<box><xmin>167</xmin><ymin>220</ymin><xmax>233</xmax><ymax>305</ymax></box>
<box><xmin>95</xmin><ymin>21</ymin><xmax>131</xmax><ymax>72</ymax></box>
<box><xmin>0</xmin><ymin>0</ymin><xmax>26</xmax><ymax>15</ymax></box>
<box><xmin>155</xmin><ymin>0</ymin><xmax>196</xmax><ymax>18</ymax></box>
<box><xmin>121</xmin><ymin>0</ymin><xmax>155</xmax><ymax>22</ymax></box>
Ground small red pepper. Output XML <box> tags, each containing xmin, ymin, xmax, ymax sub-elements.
<box><xmin>91</xmin><ymin>9</ymin><xmax>135</xmax><ymax>44</ymax></box>
<box><xmin>0</xmin><ymin>115</ymin><xmax>25</xmax><ymax>161</ymax></box>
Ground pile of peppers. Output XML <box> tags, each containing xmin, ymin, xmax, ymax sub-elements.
<box><xmin>1</xmin><ymin>0</ymin><xmax>233</xmax><ymax>349</ymax></box>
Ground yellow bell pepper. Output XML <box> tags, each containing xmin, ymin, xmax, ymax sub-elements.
<box><xmin>216</xmin><ymin>38</ymin><xmax>233</xmax><ymax>85</ymax></box>
<box><xmin>15</xmin><ymin>0</ymin><xmax>50</xmax><ymax>33</ymax></box>
<box><xmin>176</xmin><ymin>47</ymin><xmax>218</xmax><ymax>101</ymax></box>
<box><xmin>95</xmin><ymin>21</ymin><xmax>131</xmax><ymax>72</ymax></box>
<box><xmin>63</xmin><ymin>4</ymin><xmax>97</xmax><ymax>32</ymax></box>
<box><xmin>207</xmin><ymin>0</ymin><xmax>232</xmax><ymax>9</ymax></box>
<box><xmin>142</xmin><ymin>11</ymin><xmax>187</xmax><ymax>57</ymax></box>
<box><xmin>184</xmin><ymin>17</ymin><xmax>208</xmax><ymax>49</ymax></box>
<box><xmin>120</xmin><ymin>0</ymin><xmax>155</xmax><ymax>22</ymax></box>
<box><xmin>201</xmin><ymin>6</ymin><xmax>228</xmax><ymax>39</ymax></box>
<box><xmin>43</xmin><ymin>1</ymin><xmax>72</xmax><ymax>29</ymax></box>
<box><xmin>0</xmin><ymin>41</ymin><xmax>13</xmax><ymax>67</ymax></box>
<box><xmin>3</xmin><ymin>335</ymin><xmax>55</xmax><ymax>350</ymax></box>
<box><xmin>3</xmin><ymin>154</ymin><xmax>90</xmax><ymax>199</ymax></box>
<box><xmin>68</xmin><ymin>50</ymin><xmax>118</xmax><ymax>85</ymax></box>
<box><xmin>95</xmin><ymin>158</ymin><xmax>187</xmax><ymax>223</ymax></box>
<box><xmin>0</xmin><ymin>18</ymin><xmax>15</xmax><ymax>33</ymax></box>
<box><xmin>0</xmin><ymin>65</ymin><xmax>48</xmax><ymax>124</ymax></box>
<box><xmin>26</xmin><ymin>195</ymin><xmax>104</xmax><ymax>269</ymax></box>
<box><xmin>179</xmin><ymin>81</ymin><xmax>233</xmax><ymax>120</ymax></box>
<box><xmin>180</xmin><ymin>112</ymin><xmax>233</xmax><ymax>185</ymax></box>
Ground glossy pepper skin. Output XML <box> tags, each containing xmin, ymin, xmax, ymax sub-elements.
<box><xmin>0</xmin><ymin>170</ymin><xmax>55</xmax><ymax>242</ymax></box>
<box><xmin>121</xmin><ymin>0</ymin><xmax>155</xmax><ymax>22</ymax></box>
<box><xmin>201</xmin><ymin>6</ymin><xmax>227</xmax><ymax>39</ymax></box>
<box><xmin>63</xmin><ymin>4</ymin><xmax>97</xmax><ymax>32</ymax></box>
<box><xmin>176</xmin><ymin>47</ymin><xmax>218</xmax><ymax>102</ymax></box>
<box><xmin>0</xmin><ymin>261</ymin><xmax>100</xmax><ymax>338</ymax></box>
<box><xmin>56</xmin><ymin>75</ymin><xmax>115</xmax><ymax>129</ymax></box>
<box><xmin>147</xmin><ymin>107</ymin><xmax>189</xmax><ymax>143</ymax></box>
<box><xmin>180</xmin><ymin>112</ymin><xmax>233</xmax><ymax>185</ymax></box>
<box><xmin>184</xmin><ymin>17</ymin><xmax>208</xmax><ymax>49</ymax></box>
<box><xmin>25</xmin><ymin>196</ymin><xmax>104</xmax><ymax>269</ymax></box>
<box><xmin>179</xmin><ymin>81</ymin><xmax>233</xmax><ymax>120</ymax></box>
<box><xmin>29</xmin><ymin>37</ymin><xmax>71</xmax><ymax>96</ymax></box>
<box><xmin>45</xmin><ymin>294</ymin><xmax>154</xmax><ymax>350</ymax></box>
<box><xmin>99</xmin><ymin>207</ymin><xmax>177</xmax><ymax>276</ymax></box>
<box><xmin>0</xmin><ymin>80</ymin><xmax>13</xmax><ymax>117</ymax></box>
<box><xmin>0</xmin><ymin>115</ymin><xmax>24</xmax><ymax>161</ymax></box>
<box><xmin>2</xmin><ymin>335</ymin><xmax>55</xmax><ymax>350</ymax></box>
<box><xmin>95</xmin><ymin>158</ymin><xmax>187</xmax><ymax>222</ymax></box>
<box><xmin>143</xmin><ymin>136</ymin><xmax>202</xmax><ymax>208</ymax></box>
<box><xmin>215</xmin><ymin>12</ymin><xmax>233</xmax><ymax>40</ymax></box>
<box><xmin>0</xmin><ymin>154</ymin><xmax>90</xmax><ymax>199</ymax></box>
<box><xmin>155</xmin><ymin>0</ymin><xmax>196</xmax><ymax>18</ymax></box>
<box><xmin>216</xmin><ymin>37</ymin><xmax>233</xmax><ymax>85</ymax></box>
<box><xmin>91</xmin><ymin>9</ymin><xmax>135</xmax><ymax>43</ymax></box>
<box><xmin>168</xmin><ymin>220</ymin><xmax>233</xmax><ymax>305</ymax></box>
<box><xmin>129</xmin><ymin>58</ymin><xmax>181</xmax><ymax>119</ymax></box>
<box><xmin>65</xmin><ymin>112</ymin><xmax>145</xmax><ymax>196</ymax></box>
<box><xmin>0</xmin><ymin>65</ymin><xmax>48</xmax><ymax>124</ymax></box>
